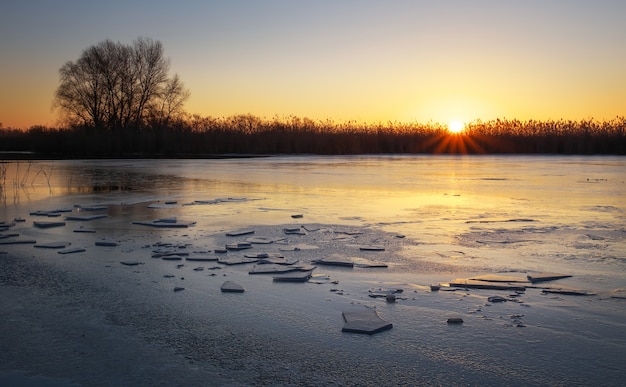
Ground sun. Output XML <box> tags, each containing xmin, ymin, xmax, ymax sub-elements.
<box><xmin>448</xmin><ymin>120</ymin><xmax>465</xmax><ymax>134</ymax></box>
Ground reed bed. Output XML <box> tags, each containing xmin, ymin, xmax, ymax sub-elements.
<box><xmin>0</xmin><ymin>160</ymin><xmax>54</xmax><ymax>203</ymax></box>
<box><xmin>0</xmin><ymin>115</ymin><xmax>624</xmax><ymax>156</ymax></box>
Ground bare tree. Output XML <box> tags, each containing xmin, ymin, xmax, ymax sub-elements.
<box><xmin>148</xmin><ymin>74</ymin><xmax>191</xmax><ymax>127</ymax></box>
<box><xmin>54</xmin><ymin>37</ymin><xmax>189</xmax><ymax>131</ymax></box>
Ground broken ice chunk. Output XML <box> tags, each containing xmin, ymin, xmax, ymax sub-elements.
<box><xmin>341</xmin><ymin>308</ymin><xmax>393</xmax><ymax>335</ymax></box>
<box><xmin>221</xmin><ymin>281</ymin><xmax>245</xmax><ymax>293</ymax></box>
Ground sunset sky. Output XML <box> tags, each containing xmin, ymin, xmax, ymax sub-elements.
<box><xmin>1</xmin><ymin>1</ymin><xmax>625</xmax><ymax>129</ymax></box>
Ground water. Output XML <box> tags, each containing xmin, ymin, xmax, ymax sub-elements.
<box><xmin>1</xmin><ymin>155</ymin><xmax>625</xmax><ymax>385</ymax></box>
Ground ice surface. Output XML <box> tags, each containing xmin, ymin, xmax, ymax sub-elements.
<box><xmin>1</xmin><ymin>156</ymin><xmax>625</xmax><ymax>386</ymax></box>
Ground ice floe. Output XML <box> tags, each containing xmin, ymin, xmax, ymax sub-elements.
<box><xmin>448</xmin><ymin>279</ymin><xmax>527</xmax><ymax>291</ymax></box>
<box><xmin>34</xmin><ymin>242</ymin><xmax>71</xmax><ymax>249</ymax></box>
<box><xmin>225</xmin><ymin>242</ymin><xmax>252</xmax><ymax>251</ymax></box>
<box><xmin>221</xmin><ymin>281</ymin><xmax>245</xmax><ymax>293</ymax></box>
<box><xmin>95</xmin><ymin>239</ymin><xmax>118</xmax><ymax>247</ymax></box>
<box><xmin>273</xmin><ymin>270</ymin><xmax>314</xmax><ymax>282</ymax></box>
<box><xmin>226</xmin><ymin>229</ymin><xmax>255</xmax><ymax>237</ymax></box>
<box><xmin>132</xmin><ymin>218</ymin><xmax>196</xmax><ymax>228</ymax></box>
<box><xmin>0</xmin><ymin>238</ymin><xmax>37</xmax><ymax>245</ymax></box>
<box><xmin>341</xmin><ymin>308</ymin><xmax>393</xmax><ymax>335</ymax></box>
<box><xmin>58</xmin><ymin>247</ymin><xmax>86</xmax><ymax>255</ymax></box>
<box><xmin>526</xmin><ymin>272</ymin><xmax>573</xmax><ymax>283</ymax></box>
<box><xmin>65</xmin><ymin>214</ymin><xmax>108</xmax><ymax>221</ymax></box>
<box><xmin>359</xmin><ymin>245</ymin><xmax>385</xmax><ymax>251</ymax></box>
<box><xmin>312</xmin><ymin>255</ymin><xmax>354</xmax><ymax>267</ymax></box>
<box><xmin>33</xmin><ymin>221</ymin><xmax>66</xmax><ymax>228</ymax></box>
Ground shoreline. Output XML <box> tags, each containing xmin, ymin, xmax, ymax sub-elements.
<box><xmin>0</xmin><ymin>152</ymin><xmax>274</xmax><ymax>161</ymax></box>
<box><xmin>3</xmin><ymin>152</ymin><xmax>626</xmax><ymax>161</ymax></box>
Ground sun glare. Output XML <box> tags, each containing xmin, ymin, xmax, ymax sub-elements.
<box><xmin>448</xmin><ymin>120</ymin><xmax>465</xmax><ymax>134</ymax></box>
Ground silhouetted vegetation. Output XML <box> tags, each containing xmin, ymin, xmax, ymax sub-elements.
<box><xmin>2</xmin><ymin>37</ymin><xmax>623</xmax><ymax>158</ymax></box>
<box><xmin>54</xmin><ymin>38</ymin><xmax>189</xmax><ymax>131</ymax></box>
<box><xmin>0</xmin><ymin>115</ymin><xmax>624</xmax><ymax>157</ymax></box>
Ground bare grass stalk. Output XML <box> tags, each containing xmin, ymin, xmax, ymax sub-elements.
<box><xmin>19</xmin><ymin>161</ymin><xmax>33</xmax><ymax>187</ymax></box>
<box><xmin>0</xmin><ymin>163</ymin><xmax>7</xmax><ymax>201</ymax></box>
<box><xmin>33</xmin><ymin>163</ymin><xmax>54</xmax><ymax>192</ymax></box>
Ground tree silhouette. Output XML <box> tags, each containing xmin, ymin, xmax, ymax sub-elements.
<box><xmin>54</xmin><ymin>37</ymin><xmax>189</xmax><ymax>131</ymax></box>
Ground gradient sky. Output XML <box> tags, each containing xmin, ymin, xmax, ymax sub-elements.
<box><xmin>1</xmin><ymin>1</ymin><xmax>625</xmax><ymax>129</ymax></box>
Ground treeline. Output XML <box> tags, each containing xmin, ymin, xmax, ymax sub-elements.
<box><xmin>0</xmin><ymin>115</ymin><xmax>625</xmax><ymax>157</ymax></box>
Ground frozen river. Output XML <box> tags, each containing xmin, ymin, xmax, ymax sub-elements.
<box><xmin>1</xmin><ymin>155</ymin><xmax>625</xmax><ymax>385</ymax></box>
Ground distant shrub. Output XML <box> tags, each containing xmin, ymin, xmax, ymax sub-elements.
<box><xmin>0</xmin><ymin>115</ymin><xmax>624</xmax><ymax>157</ymax></box>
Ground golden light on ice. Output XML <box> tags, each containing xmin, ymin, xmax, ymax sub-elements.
<box><xmin>448</xmin><ymin>120</ymin><xmax>465</xmax><ymax>134</ymax></box>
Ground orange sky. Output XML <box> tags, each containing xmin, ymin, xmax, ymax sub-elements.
<box><xmin>1</xmin><ymin>1</ymin><xmax>625</xmax><ymax>129</ymax></box>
